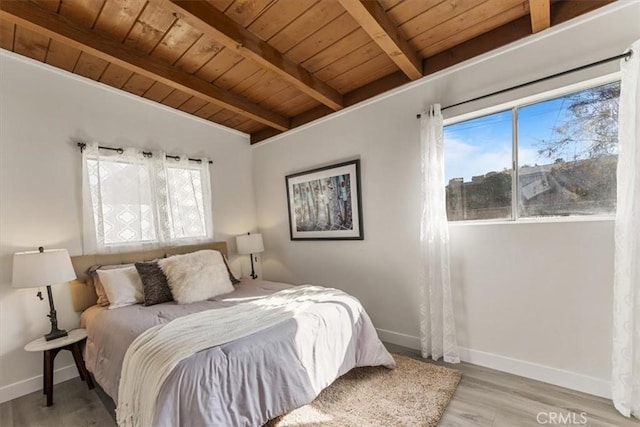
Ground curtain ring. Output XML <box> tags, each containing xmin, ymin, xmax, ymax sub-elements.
<box><xmin>117</xmin><ymin>148</ymin><xmax>124</xmax><ymax>154</ymax></box>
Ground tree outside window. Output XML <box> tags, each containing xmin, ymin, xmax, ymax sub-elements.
<box><xmin>444</xmin><ymin>81</ymin><xmax>619</xmax><ymax>221</ymax></box>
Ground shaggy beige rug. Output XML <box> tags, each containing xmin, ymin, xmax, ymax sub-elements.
<box><xmin>266</xmin><ymin>354</ymin><xmax>461</xmax><ymax>427</ymax></box>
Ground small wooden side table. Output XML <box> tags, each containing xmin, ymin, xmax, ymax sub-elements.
<box><xmin>25</xmin><ymin>328</ymin><xmax>95</xmax><ymax>406</ymax></box>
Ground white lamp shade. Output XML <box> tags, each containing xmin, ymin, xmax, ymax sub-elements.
<box><xmin>236</xmin><ymin>233</ymin><xmax>264</xmax><ymax>255</ymax></box>
<box><xmin>12</xmin><ymin>249</ymin><xmax>76</xmax><ymax>289</ymax></box>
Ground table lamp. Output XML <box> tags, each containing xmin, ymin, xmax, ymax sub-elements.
<box><xmin>236</xmin><ymin>233</ymin><xmax>264</xmax><ymax>279</ymax></box>
<box><xmin>12</xmin><ymin>247</ymin><xmax>76</xmax><ymax>341</ymax></box>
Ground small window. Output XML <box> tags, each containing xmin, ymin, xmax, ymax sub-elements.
<box><xmin>83</xmin><ymin>145</ymin><xmax>212</xmax><ymax>251</ymax></box>
<box><xmin>444</xmin><ymin>81</ymin><xmax>619</xmax><ymax>222</ymax></box>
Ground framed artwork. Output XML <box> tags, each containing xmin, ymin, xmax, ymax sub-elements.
<box><xmin>285</xmin><ymin>159</ymin><xmax>364</xmax><ymax>240</ymax></box>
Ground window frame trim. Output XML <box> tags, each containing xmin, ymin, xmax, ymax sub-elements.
<box><xmin>511</xmin><ymin>107</ymin><xmax>519</xmax><ymax>221</ymax></box>
<box><xmin>448</xmin><ymin>215</ymin><xmax>615</xmax><ymax>227</ymax></box>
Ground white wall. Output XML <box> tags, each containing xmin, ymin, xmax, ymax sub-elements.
<box><xmin>0</xmin><ymin>51</ymin><xmax>256</xmax><ymax>401</ymax></box>
<box><xmin>253</xmin><ymin>2</ymin><xmax>640</xmax><ymax>398</ymax></box>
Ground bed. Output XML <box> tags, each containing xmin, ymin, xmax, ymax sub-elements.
<box><xmin>69</xmin><ymin>242</ymin><xmax>395</xmax><ymax>426</ymax></box>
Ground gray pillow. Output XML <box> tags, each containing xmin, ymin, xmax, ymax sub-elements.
<box><xmin>135</xmin><ymin>261</ymin><xmax>173</xmax><ymax>306</ymax></box>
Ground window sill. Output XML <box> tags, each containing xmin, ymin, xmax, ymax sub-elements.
<box><xmin>448</xmin><ymin>215</ymin><xmax>615</xmax><ymax>227</ymax></box>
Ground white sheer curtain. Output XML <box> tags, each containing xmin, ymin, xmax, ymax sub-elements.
<box><xmin>613</xmin><ymin>42</ymin><xmax>640</xmax><ymax>419</ymax></box>
<box><xmin>154</xmin><ymin>155</ymin><xmax>213</xmax><ymax>243</ymax></box>
<box><xmin>82</xmin><ymin>143</ymin><xmax>213</xmax><ymax>254</ymax></box>
<box><xmin>419</xmin><ymin>104</ymin><xmax>460</xmax><ymax>364</ymax></box>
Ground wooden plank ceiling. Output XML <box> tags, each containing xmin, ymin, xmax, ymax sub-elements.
<box><xmin>0</xmin><ymin>0</ymin><xmax>613</xmax><ymax>143</ymax></box>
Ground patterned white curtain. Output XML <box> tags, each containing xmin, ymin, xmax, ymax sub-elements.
<box><xmin>419</xmin><ymin>104</ymin><xmax>460</xmax><ymax>364</ymax></box>
<box><xmin>82</xmin><ymin>143</ymin><xmax>212</xmax><ymax>254</ymax></box>
<box><xmin>154</xmin><ymin>155</ymin><xmax>213</xmax><ymax>243</ymax></box>
<box><xmin>613</xmin><ymin>42</ymin><xmax>640</xmax><ymax>419</ymax></box>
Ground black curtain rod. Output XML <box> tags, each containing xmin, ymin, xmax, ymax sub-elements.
<box><xmin>77</xmin><ymin>142</ymin><xmax>213</xmax><ymax>164</ymax></box>
<box><xmin>416</xmin><ymin>50</ymin><xmax>633</xmax><ymax>119</ymax></box>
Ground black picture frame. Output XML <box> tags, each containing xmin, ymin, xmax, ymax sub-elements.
<box><xmin>285</xmin><ymin>159</ymin><xmax>364</xmax><ymax>241</ymax></box>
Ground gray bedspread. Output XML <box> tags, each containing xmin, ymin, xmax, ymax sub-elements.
<box><xmin>80</xmin><ymin>279</ymin><xmax>395</xmax><ymax>426</ymax></box>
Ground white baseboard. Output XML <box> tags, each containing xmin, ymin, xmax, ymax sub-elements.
<box><xmin>377</xmin><ymin>328</ymin><xmax>611</xmax><ymax>399</ymax></box>
<box><xmin>0</xmin><ymin>364</ymin><xmax>78</xmax><ymax>404</ymax></box>
<box><xmin>377</xmin><ymin>328</ymin><xmax>421</xmax><ymax>349</ymax></box>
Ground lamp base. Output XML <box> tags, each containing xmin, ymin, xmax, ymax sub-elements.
<box><xmin>250</xmin><ymin>253</ymin><xmax>257</xmax><ymax>279</ymax></box>
<box><xmin>44</xmin><ymin>285</ymin><xmax>67</xmax><ymax>341</ymax></box>
<box><xmin>44</xmin><ymin>328</ymin><xmax>68</xmax><ymax>341</ymax></box>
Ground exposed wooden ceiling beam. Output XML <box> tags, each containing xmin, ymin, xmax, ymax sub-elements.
<box><xmin>344</xmin><ymin>71</ymin><xmax>410</xmax><ymax>106</ymax></box>
<box><xmin>157</xmin><ymin>0</ymin><xmax>344</xmax><ymax>111</ymax></box>
<box><xmin>0</xmin><ymin>0</ymin><xmax>289</xmax><ymax>131</ymax></box>
<box><xmin>251</xmin><ymin>71</ymin><xmax>410</xmax><ymax>144</ymax></box>
<box><xmin>529</xmin><ymin>0</ymin><xmax>550</xmax><ymax>33</ymax></box>
<box><xmin>251</xmin><ymin>0</ymin><xmax>614</xmax><ymax>144</ymax></box>
<box><xmin>337</xmin><ymin>0</ymin><xmax>423</xmax><ymax>80</ymax></box>
<box><xmin>424</xmin><ymin>16</ymin><xmax>532</xmax><ymax>75</ymax></box>
<box><xmin>425</xmin><ymin>0</ymin><xmax>614</xmax><ymax>75</ymax></box>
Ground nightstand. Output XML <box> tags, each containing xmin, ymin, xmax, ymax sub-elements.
<box><xmin>24</xmin><ymin>328</ymin><xmax>95</xmax><ymax>406</ymax></box>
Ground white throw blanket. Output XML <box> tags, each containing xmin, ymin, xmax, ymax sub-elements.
<box><xmin>116</xmin><ymin>285</ymin><xmax>363</xmax><ymax>427</ymax></box>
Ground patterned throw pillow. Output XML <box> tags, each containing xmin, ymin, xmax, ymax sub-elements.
<box><xmin>135</xmin><ymin>261</ymin><xmax>174</xmax><ymax>306</ymax></box>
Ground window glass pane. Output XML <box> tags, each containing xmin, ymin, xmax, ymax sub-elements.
<box><xmin>166</xmin><ymin>166</ymin><xmax>207</xmax><ymax>239</ymax></box>
<box><xmin>444</xmin><ymin>110</ymin><xmax>513</xmax><ymax>221</ymax></box>
<box><xmin>518</xmin><ymin>81</ymin><xmax>619</xmax><ymax>217</ymax></box>
<box><xmin>87</xmin><ymin>158</ymin><xmax>156</xmax><ymax>244</ymax></box>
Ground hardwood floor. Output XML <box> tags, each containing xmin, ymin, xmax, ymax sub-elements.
<box><xmin>0</xmin><ymin>377</ymin><xmax>113</xmax><ymax>427</ymax></box>
<box><xmin>1</xmin><ymin>344</ymin><xmax>638</xmax><ymax>426</ymax></box>
<box><xmin>386</xmin><ymin>343</ymin><xmax>639</xmax><ymax>427</ymax></box>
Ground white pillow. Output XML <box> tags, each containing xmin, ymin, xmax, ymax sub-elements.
<box><xmin>159</xmin><ymin>250</ymin><xmax>233</xmax><ymax>304</ymax></box>
<box><xmin>96</xmin><ymin>266</ymin><xmax>144</xmax><ymax>309</ymax></box>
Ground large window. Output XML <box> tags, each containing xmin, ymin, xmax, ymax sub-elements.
<box><xmin>444</xmin><ymin>81</ymin><xmax>619</xmax><ymax>221</ymax></box>
<box><xmin>83</xmin><ymin>144</ymin><xmax>212</xmax><ymax>251</ymax></box>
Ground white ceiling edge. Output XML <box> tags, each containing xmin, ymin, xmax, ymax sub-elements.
<box><xmin>252</xmin><ymin>0</ymin><xmax>636</xmax><ymax>147</ymax></box>
<box><xmin>0</xmin><ymin>49</ymin><xmax>250</xmax><ymax>140</ymax></box>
